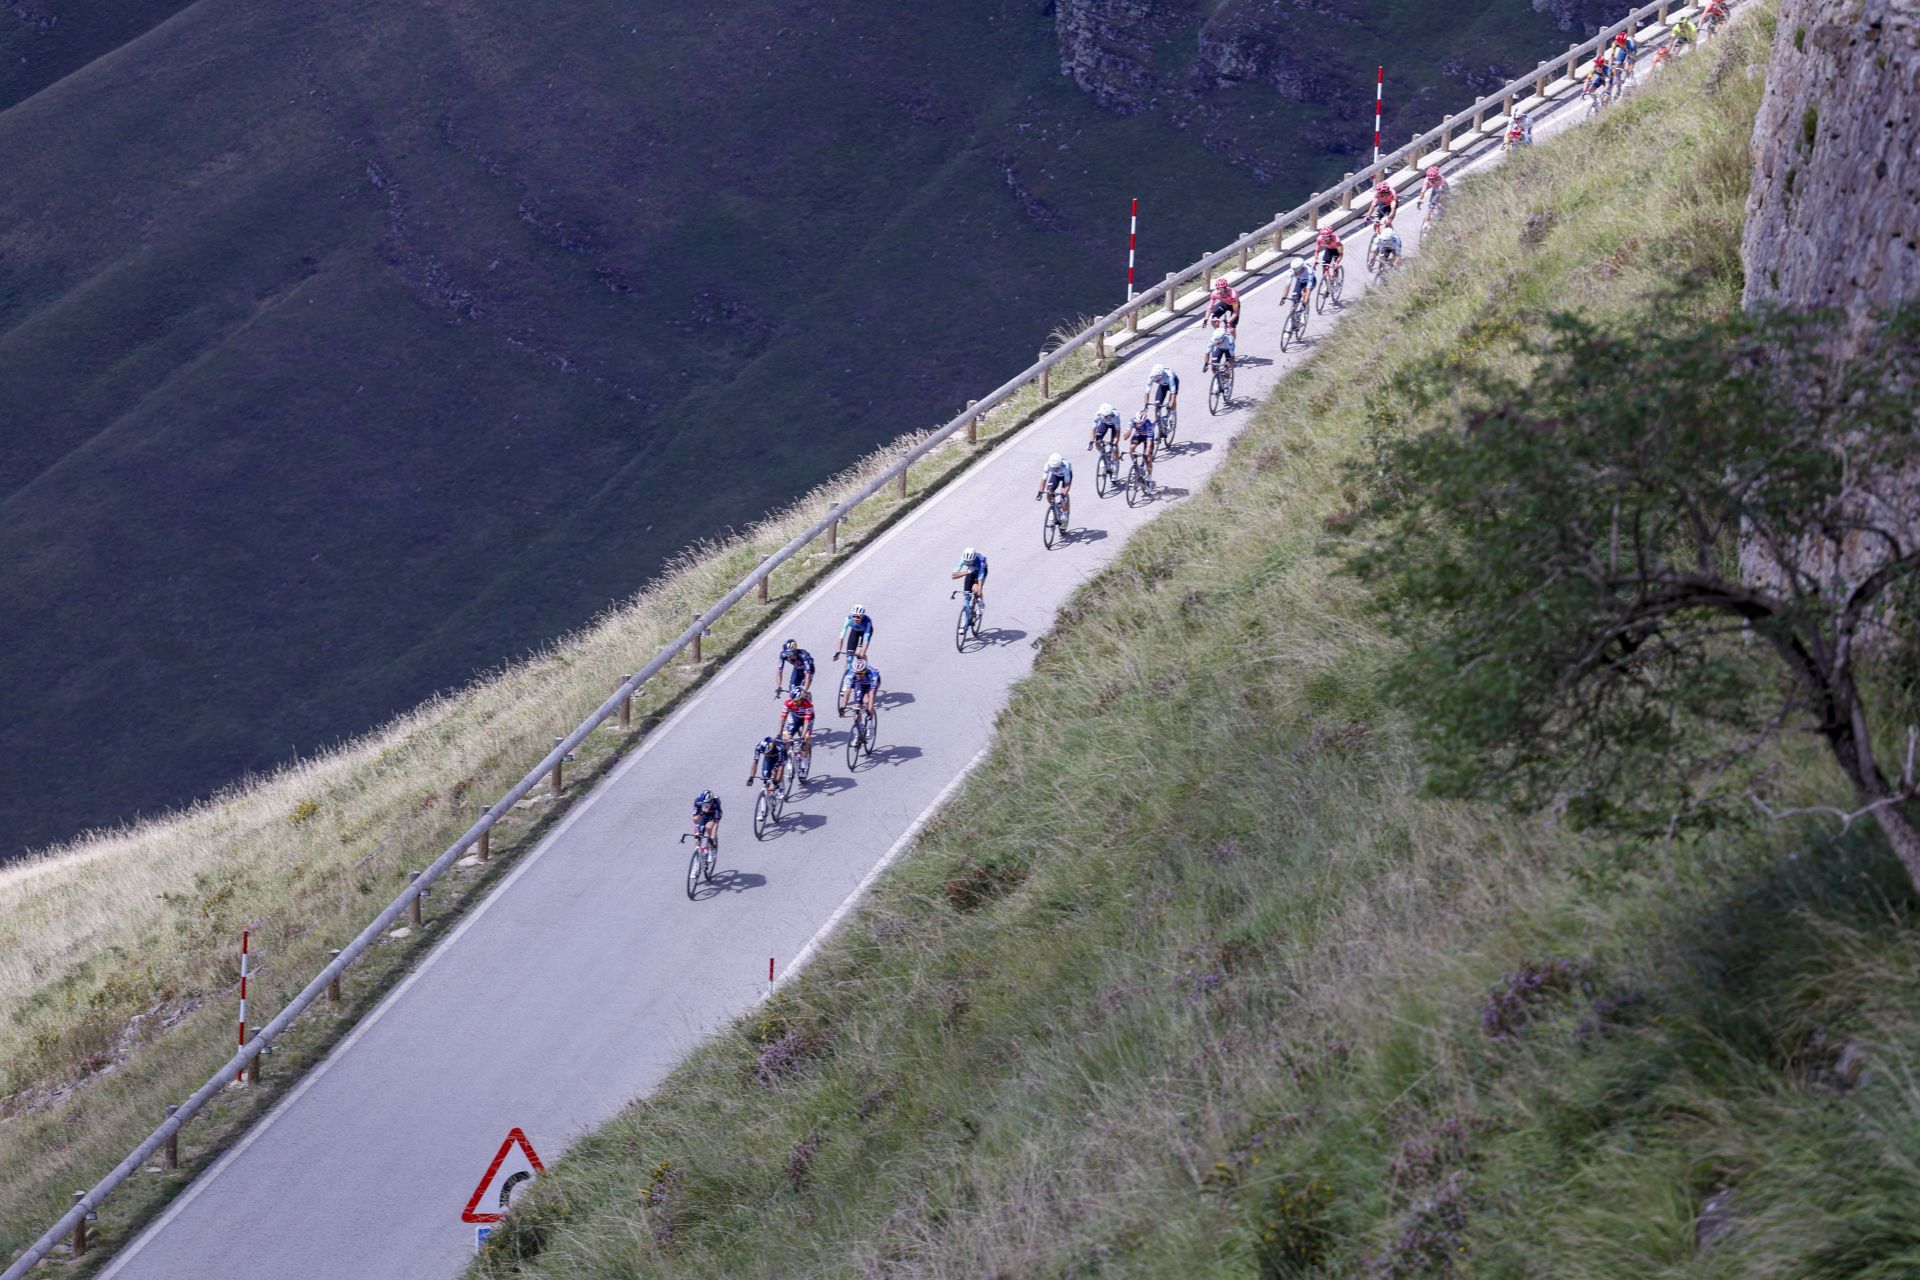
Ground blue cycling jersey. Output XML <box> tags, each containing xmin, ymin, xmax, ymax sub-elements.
<box><xmin>1288</xmin><ymin>272</ymin><xmax>1315</xmax><ymax>299</ymax></box>
<box><xmin>1043</xmin><ymin>462</ymin><xmax>1073</xmax><ymax>487</ymax></box>
<box><xmin>692</xmin><ymin>797</ymin><xmax>722</xmax><ymax>822</ymax></box>
<box><xmin>755</xmin><ymin>739</ymin><xmax>790</xmax><ymax>769</ymax></box>
<box><xmin>841</xmin><ymin>615</ymin><xmax>873</xmax><ymax>647</ymax></box>
<box><xmin>1148</xmin><ymin>370</ymin><xmax>1180</xmax><ymax>396</ymax></box>
<box><xmin>849</xmin><ymin>667</ymin><xmax>881</xmax><ymax>694</ymax></box>
<box><xmin>779</xmin><ymin>647</ymin><xmax>815</xmax><ymax>676</ymax></box>
<box><xmin>954</xmin><ymin>552</ymin><xmax>989</xmax><ymax>578</ymax></box>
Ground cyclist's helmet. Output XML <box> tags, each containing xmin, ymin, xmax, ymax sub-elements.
<box><xmin>1047</xmin><ymin>452</ymin><xmax>1063</xmax><ymax>469</ymax></box>
<box><xmin>853</xmin><ymin>657</ymin><xmax>869</xmax><ymax>673</ymax></box>
<box><xmin>760</xmin><ymin>736</ymin><xmax>774</xmax><ymax>748</ymax></box>
<box><xmin>791</xmin><ymin>688</ymin><xmax>812</xmax><ymax>703</ymax></box>
<box><xmin>851</xmin><ymin>604</ymin><xmax>866</xmax><ymax>617</ymax></box>
<box><xmin>1150</xmin><ymin>363</ymin><xmax>1165</xmax><ymax>377</ymax></box>
<box><xmin>696</xmin><ymin>789</ymin><xmax>713</xmax><ymax>806</ymax></box>
<box><xmin>1426</xmin><ymin>165</ymin><xmax>1442</xmax><ymax>179</ymax></box>
<box><xmin>780</xmin><ymin>638</ymin><xmax>797</xmax><ymax>656</ymax></box>
<box><xmin>1376</xmin><ymin>181</ymin><xmax>1393</xmax><ymax>196</ymax></box>
<box><xmin>1614</xmin><ymin>32</ymin><xmax>1628</xmax><ymax>44</ymax></box>
<box><xmin>1317</xmin><ymin>226</ymin><xmax>1338</xmax><ymax>243</ymax></box>
<box><xmin>1594</xmin><ymin>54</ymin><xmax>1608</xmax><ymax>67</ymax></box>
<box><xmin>1098</xmin><ymin>402</ymin><xmax>1114</xmax><ymax>417</ymax></box>
<box><xmin>963</xmin><ymin>546</ymin><xmax>976</xmax><ymax>559</ymax></box>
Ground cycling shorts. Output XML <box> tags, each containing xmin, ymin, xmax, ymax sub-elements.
<box><xmin>1045</xmin><ymin>472</ymin><xmax>1069</xmax><ymax>493</ymax></box>
<box><xmin>1094</xmin><ymin>421</ymin><xmax>1119</xmax><ymax>442</ymax></box>
<box><xmin>1208</xmin><ymin>300</ymin><xmax>1235</xmax><ymax>320</ymax></box>
<box><xmin>1378</xmin><ymin>244</ymin><xmax>1399</xmax><ymax>260</ymax></box>
<box><xmin>1151</xmin><ymin>382</ymin><xmax>1173</xmax><ymax>404</ymax></box>
<box><xmin>961</xmin><ymin>570</ymin><xmax>984</xmax><ymax>593</ymax></box>
<box><xmin>1131</xmin><ymin>424</ymin><xmax>1156</xmax><ymax>443</ymax></box>
<box><xmin>782</xmin><ymin>710</ymin><xmax>812</xmax><ymax>737</ymax></box>
<box><xmin>1371</xmin><ymin>199</ymin><xmax>1394</xmax><ymax>221</ymax></box>
<box><xmin>1290</xmin><ymin>284</ymin><xmax>1312</xmax><ymax>304</ymax></box>
<box><xmin>1318</xmin><ymin>245</ymin><xmax>1341</xmax><ymax>265</ymax></box>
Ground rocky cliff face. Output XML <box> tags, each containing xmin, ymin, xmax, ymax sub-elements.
<box><xmin>1743</xmin><ymin>0</ymin><xmax>1919</xmax><ymax>329</ymax></box>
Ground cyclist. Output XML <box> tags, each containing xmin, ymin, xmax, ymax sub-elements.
<box><xmin>1504</xmin><ymin>109</ymin><xmax>1534</xmax><ymax>152</ymax></box>
<box><xmin>1671</xmin><ymin>14</ymin><xmax>1699</xmax><ymax>49</ymax></box>
<box><xmin>1206</xmin><ymin>277</ymin><xmax>1241</xmax><ymax>330</ymax></box>
<box><xmin>1585</xmin><ymin>54</ymin><xmax>1612</xmax><ymax>105</ymax></box>
<box><xmin>1144</xmin><ymin>363</ymin><xmax>1179</xmax><ymax>420</ymax></box>
<box><xmin>1284</xmin><ymin>258</ymin><xmax>1316</xmax><ymax>315</ymax></box>
<box><xmin>1416</xmin><ymin>165</ymin><xmax>1449</xmax><ymax>212</ymax></box>
<box><xmin>1702</xmin><ymin>0</ymin><xmax>1726</xmax><ymax>35</ymax></box>
<box><xmin>747</xmin><ymin>734</ymin><xmax>790</xmax><ymax>792</ymax></box>
<box><xmin>1610</xmin><ymin>31</ymin><xmax>1638</xmax><ymax>74</ymax></box>
<box><xmin>833</xmin><ymin>604</ymin><xmax>874</xmax><ymax>715</ymax></box>
<box><xmin>778</xmin><ymin>686</ymin><xmax>815</xmax><ymax>752</ymax></box>
<box><xmin>1036</xmin><ymin>451</ymin><xmax>1073</xmax><ymax>529</ymax></box>
<box><xmin>775</xmin><ymin>638</ymin><xmax>815</xmax><ymax>698</ymax></box>
<box><xmin>1315</xmin><ymin>226</ymin><xmax>1345</xmax><ymax>299</ymax></box>
<box><xmin>1127</xmin><ymin>410</ymin><xmax>1157</xmax><ymax>487</ymax></box>
<box><xmin>951</xmin><ymin>546</ymin><xmax>988</xmax><ymax>609</ymax></box>
<box><xmin>1372</xmin><ymin>224</ymin><xmax>1404</xmax><ymax>272</ymax></box>
<box><xmin>691</xmin><ymin>789</ymin><xmax>722</xmax><ymax>852</ymax></box>
<box><xmin>846</xmin><ymin>657</ymin><xmax>883</xmax><ymax>724</ymax></box>
<box><xmin>1203</xmin><ymin>325</ymin><xmax>1236</xmax><ymax>377</ymax></box>
<box><xmin>1089</xmin><ymin>401</ymin><xmax>1123</xmax><ymax>461</ymax></box>
<box><xmin>1368</xmin><ymin>178</ymin><xmax>1398</xmax><ymax>232</ymax></box>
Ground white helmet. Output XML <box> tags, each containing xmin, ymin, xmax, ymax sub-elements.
<box><xmin>1098</xmin><ymin>402</ymin><xmax>1114</xmax><ymax>416</ymax></box>
<box><xmin>1047</xmin><ymin>452</ymin><xmax>1063</xmax><ymax>469</ymax></box>
<box><xmin>963</xmin><ymin>546</ymin><xmax>976</xmax><ymax>558</ymax></box>
<box><xmin>1150</xmin><ymin>363</ymin><xmax>1165</xmax><ymax>377</ymax></box>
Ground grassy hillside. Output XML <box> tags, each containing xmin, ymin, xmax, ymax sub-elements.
<box><xmin>454</xmin><ymin>13</ymin><xmax>1918</xmax><ymax>1277</ymax></box>
<box><xmin>0</xmin><ymin>0</ymin><xmax>1631</xmax><ymax>856</ymax></box>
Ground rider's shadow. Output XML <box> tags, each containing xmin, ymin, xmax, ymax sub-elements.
<box><xmin>877</xmin><ymin>691</ymin><xmax>914</xmax><ymax>709</ymax></box>
<box><xmin>1164</xmin><ymin>440</ymin><xmax>1213</xmax><ymax>458</ymax></box>
<box><xmin>869</xmin><ymin>744</ymin><xmax>923</xmax><ymax>767</ymax></box>
<box><xmin>1234</xmin><ymin>355</ymin><xmax>1275</xmax><ymax>368</ymax></box>
<box><xmin>806</xmin><ymin>775</ymin><xmax>857</xmax><ymax>796</ymax></box>
<box><xmin>1063</xmin><ymin>527</ymin><xmax>1109</xmax><ymax>545</ymax></box>
<box><xmin>708</xmin><ymin>870</ymin><xmax>767</xmax><ymax>895</ymax></box>
<box><xmin>983</xmin><ymin>628</ymin><xmax>1028</xmax><ymax>647</ymax></box>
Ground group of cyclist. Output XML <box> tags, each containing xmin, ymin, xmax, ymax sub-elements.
<box><xmin>1081</xmin><ymin>361</ymin><xmax>1182</xmax><ymax>495</ymax></box>
<box><xmin>688</xmin><ymin>604</ymin><xmax>891</xmax><ymax>851</ymax></box>
<box><xmin>692</xmin><ymin>7</ymin><xmax>1717</xmax><ymax>860</ymax></box>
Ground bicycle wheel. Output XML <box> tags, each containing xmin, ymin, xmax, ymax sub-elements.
<box><xmin>1280</xmin><ymin>310</ymin><xmax>1297</xmax><ymax>353</ymax></box>
<box><xmin>1094</xmin><ymin>451</ymin><xmax>1112</xmax><ymax>497</ymax></box>
<box><xmin>1208</xmin><ymin>371</ymin><xmax>1225</xmax><ymax>416</ymax></box>
<box><xmin>797</xmin><ymin>739</ymin><xmax>812</xmax><ymax>782</ymax></box>
<box><xmin>1125</xmin><ymin>464</ymin><xmax>1143</xmax><ymax>508</ymax></box>
<box><xmin>955</xmin><ymin>599</ymin><xmax>970</xmax><ymax>652</ymax></box>
<box><xmin>1329</xmin><ymin>266</ymin><xmax>1344</xmax><ymax>305</ymax></box>
<box><xmin>837</xmin><ymin>666</ymin><xmax>853</xmax><ymax>715</ymax></box>
<box><xmin>1042</xmin><ymin>501</ymin><xmax>1057</xmax><ymax>549</ymax></box>
<box><xmin>1223</xmin><ymin>365</ymin><xmax>1236</xmax><ymax>401</ymax></box>
<box><xmin>846</xmin><ymin>718</ymin><xmax>862</xmax><ymax>771</ymax></box>
<box><xmin>1161</xmin><ymin>408</ymin><xmax>1178</xmax><ymax>447</ymax></box>
<box><xmin>972</xmin><ymin>595</ymin><xmax>986</xmax><ymax>639</ymax></box>
<box><xmin>864</xmin><ymin>704</ymin><xmax>879</xmax><ymax>759</ymax></box>
<box><xmin>753</xmin><ymin>790</ymin><xmax>770</xmax><ymax>841</ymax></box>
<box><xmin>1314</xmin><ymin>277</ymin><xmax>1330</xmax><ymax>314</ymax></box>
<box><xmin>686</xmin><ymin>848</ymin><xmax>704</xmax><ymax>899</ymax></box>
<box><xmin>783</xmin><ymin>758</ymin><xmax>797</xmax><ymax>802</ymax></box>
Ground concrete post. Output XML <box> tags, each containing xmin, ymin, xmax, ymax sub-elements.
<box><xmin>827</xmin><ymin>504</ymin><xmax>840</xmax><ymax>553</ymax></box>
<box><xmin>965</xmin><ymin>400</ymin><xmax>978</xmax><ymax>444</ymax></box>
<box><xmin>164</xmin><ymin>1105</ymin><xmax>180</xmax><ymax>1169</ymax></box>
<box><xmin>1095</xmin><ymin>329</ymin><xmax>1106</xmax><ymax>359</ymax></box>
<box><xmin>408</xmin><ymin>872</ymin><xmax>423</xmax><ymax>926</ymax></box>
<box><xmin>1472</xmin><ymin>105</ymin><xmax>1484</xmax><ymax>130</ymax></box>
<box><xmin>895</xmin><ymin>465</ymin><xmax>908</xmax><ymax>499</ymax></box>
<box><xmin>476</xmin><ymin>828</ymin><xmax>490</xmax><ymax>862</ymax></box>
<box><xmin>1201</xmin><ymin>263</ymin><xmax>1213</xmax><ymax>291</ymax></box>
<box><xmin>617</xmin><ymin>678</ymin><xmax>632</xmax><ymax>729</ymax></box>
<box><xmin>756</xmin><ymin>556</ymin><xmax>769</xmax><ymax>603</ymax></box>
<box><xmin>71</xmin><ymin>1193</ymin><xmax>87</xmax><ymax>1257</ymax></box>
<box><xmin>1237</xmin><ymin>242</ymin><xmax>1250</xmax><ymax>270</ymax></box>
<box><xmin>326</xmin><ymin>950</ymin><xmax>343</xmax><ymax>1009</ymax></box>
<box><xmin>1038</xmin><ymin>354</ymin><xmax>1050</xmax><ymax>400</ymax></box>
<box><xmin>1658</xmin><ymin>0</ymin><xmax>1669</xmax><ymax>19</ymax></box>
<box><xmin>1441</xmin><ymin>123</ymin><xmax>1452</xmax><ymax>150</ymax></box>
<box><xmin>1566</xmin><ymin>43</ymin><xmax>1579</xmax><ymax>78</ymax></box>
<box><xmin>245</xmin><ymin>1029</ymin><xmax>262</xmax><ymax>1085</ymax></box>
<box><xmin>1128</xmin><ymin>305</ymin><xmax>1139</xmax><ymax>332</ymax></box>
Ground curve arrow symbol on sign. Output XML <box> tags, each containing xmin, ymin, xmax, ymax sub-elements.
<box><xmin>461</xmin><ymin>1127</ymin><xmax>546</xmax><ymax>1224</ymax></box>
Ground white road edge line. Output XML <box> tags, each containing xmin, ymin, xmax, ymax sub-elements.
<box><xmin>772</xmin><ymin>744</ymin><xmax>993</xmax><ymax>996</ymax></box>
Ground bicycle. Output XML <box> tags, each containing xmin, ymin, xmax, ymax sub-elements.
<box><xmin>1124</xmin><ymin>453</ymin><xmax>1152</xmax><ymax>508</ymax></box>
<box><xmin>1421</xmin><ymin>189</ymin><xmax>1446</xmax><ymax>231</ymax></box>
<box><xmin>951</xmin><ymin>588</ymin><xmax>985</xmax><ymax>650</ymax></box>
<box><xmin>1041</xmin><ymin>488</ymin><xmax>1068</xmax><ymax>549</ymax></box>
<box><xmin>1370</xmin><ymin>246</ymin><xmax>1400</xmax><ymax>280</ymax></box>
<box><xmin>845</xmin><ymin>702</ymin><xmax>878</xmax><ymax>770</ymax></box>
<box><xmin>1584</xmin><ymin>83</ymin><xmax>1605</xmax><ymax>117</ymax></box>
<box><xmin>680</xmin><ymin>830</ymin><xmax>716</xmax><ymax>900</ymax></box>
<box><xmin>833</xmin><ymin>650</ymin><xmax>868</xmax><ymax>716</ymax></box>
<box><xmin>1154</xmin><ymin>401</ymin><xmax>1178</xmax><ymax>448</ymax></box>
<box><xmin>782</xmin><ymin>731</ymin><xmax>812</xmax><ymax>792</ymax></box>
<box><xmin>1206</xmin><ymin>358</ymin><xmax>1235</xmax><ymax>415</ymax></box>
<box><xmin>752</xmin><ymin>769</ymin><xmax>785</xmax><ymax>841</ymax></box>
<box><xmin>1092</xmin><ymin>437</ymin><xmax>1121</xmax><ymax>497</ymax></box>
<box><xmin>1315</xmin><ymin>260</ymin><xmax>1343</xmax><ymax>313</ymax></box>
<box><xmin>1280</xmin><ymin>297</ymin><xmax>1309</xmax><ymax>352</ymax></box>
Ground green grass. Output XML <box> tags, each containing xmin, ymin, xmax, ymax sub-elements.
<box><xmin>444</xmin><ymin>13</ymin><xmax>1911</xmax><ymax>1277</ymax></box>
<box><xmin>0</xmin><ymin>0</ymin><xmax>1641</xmax><ymax>857</ymax></box>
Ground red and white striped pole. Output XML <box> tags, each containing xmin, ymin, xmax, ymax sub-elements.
<box><xmin>1126</xmin><ymin>198</ymin><xmax>1138</xmax><ymax>302</ymax></box>
<box><xmin>1373</xmin><ymin>67</ymin><xmax>1384</xmax><ymax>164</ymax></box>
<box><xmin>767</xmin><ymin>957</ymin><xmax>775</xmax><ymax>997</ymax></box>
<box><xmin>236</xmin><ymin>930</ymin><xmax>250</xmax><ymax>1083</ymax></box>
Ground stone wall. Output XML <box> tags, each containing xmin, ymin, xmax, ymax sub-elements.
<box><xmin>1742</xmin><ymin>0</ymin><xmax>1920</xmax><ymax>331</ymax></box>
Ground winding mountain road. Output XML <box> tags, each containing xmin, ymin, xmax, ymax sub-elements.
<box><xmin>96</xmin><ymin>73</ymin><xmax>1617</xmax><ymax>1280</ymax></box>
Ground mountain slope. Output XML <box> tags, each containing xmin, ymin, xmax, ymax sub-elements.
<box><xmin>1</xmin><ymin>0</ymin><xmax>1631</xmax><ymax>856</ymax></box>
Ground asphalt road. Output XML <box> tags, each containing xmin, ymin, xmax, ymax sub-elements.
<box><xmin>96</xmin><ymin>68</ymin><xmax>1618</xmax><ymax>1280</ymax></box>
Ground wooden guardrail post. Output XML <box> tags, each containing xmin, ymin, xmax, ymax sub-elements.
<box><xmin>896</xmin><ymin>464</ymin><xmax>908</xmax><ymax>499</ymax></box>
<box><xmin>1038</xmin><ymin>353</ymin><xmax>1050</xmax><ymax>400</ymax></box>
<box><xmin>827</xmin><ymin>503</ymin><xmax>841</xmax><ymax>553</ymax></box>
<box><xmin>1658</xmin><ymin>0</ymin><xmax>1669</xmax><ymax>19</ymax></box>
<box><xmin>691</xmin><ymin>621</ymin><xmax>703</xmax><ymax>664</ymax></box>
<box><xmin>1566</xmin><ymin>43</ymin><xmax>1579</xmax><ymax>78</ymax></box>
<box><xmin>1201</xmin><ymin>263</ymin><xmax>1214</xmax><ymax>291</ymax></box>
<box><xmin>164</xmin><ymin>1105</ymin><xmax>180</xmax><ymax>1169</ymax></box>
<box><xmin>1095</xmin><ymin>328</ymin><xmax>1106</xmax><ymax>359</ymax></box>
<box><xmin>245</xmin><ymin>1028</ymin><xmax>262</xmax><ymax>1085</ymax></box>
<box><xmin>70</xmin><ymin>1194</ymin><xmax>87</xmax><ymax>1257</ymax></box>
<box><xmin>326</xmin><ymin>950</ymin><xmax>343</xmax><ymax>1008</ymax></box>
<box><xmin>966</xmin><ymin>400</ymin><xmax>979</xmax><ymax>444</ymax></box>
<box><xmin>549</xmin><ymin>739</ymin><xmax>566</xmax><ymax>796</ymax></box>
<box><xmin>475</xmin><ymin>828</ymin><xmax>490</xmax><ymax>862</ymax></box>
<box><xmin>1441</xmin><ymin>121</ymin><xmax>1453</xmax><ymax>150</ymax></box>
<box><xmin>617</xmin><ymin>678</ymin><xmax>632</xmax><ymax>729</ymax></box>
<box><xmin>1127</xmin><ymin>303</ymin><xmax>1139</xmax><ymax>332</ymax></box>
<box><xmin>407</xmin><ymin>872</ymin><xmax>424</xmax><ymax>926</ymax></box>
<box><xmin>1237</xmin><ymin>241</ymin><xmax>1251</xmax><ymax>270</ymax></box>
<box><xmin>756</xmin><ymin>556</ymin><xmax>769</xmax><ymax>603</ymax></box>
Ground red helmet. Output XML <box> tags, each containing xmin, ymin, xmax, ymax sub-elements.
<box><xmin>1614</xmin><ymin>32</ymin><xmax>1628</xmax><ymax>44</ymax></box>
<box><xmin>1426</xmin><ymin>165</ymin><xmax>1441</xmax><ymax>179</ymax></box>
<box><xmin>1316</xmin><ymin>227</ymin><xmax>1339</xmax><ymax>243</ymax></box>
<box><xmin>1375</xmin><ymin>181</ymin><xmax>1393</xmax><ymax>196</ymax></box>
<box><xmin>1211</xmin><ymin>278</ymin><xmax>1235</xmax><ymax>294</ymax></box>
<box><xmin>1594</xmin><ymin>54</ymin><xmax>1608</xmax><ymax>67</ymax></box>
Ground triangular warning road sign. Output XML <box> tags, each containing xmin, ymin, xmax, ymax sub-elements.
<box><xmin>461</xmin><ymin>1127</ymin><xmax>546</xmax><ymax>1223</ymax></box>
